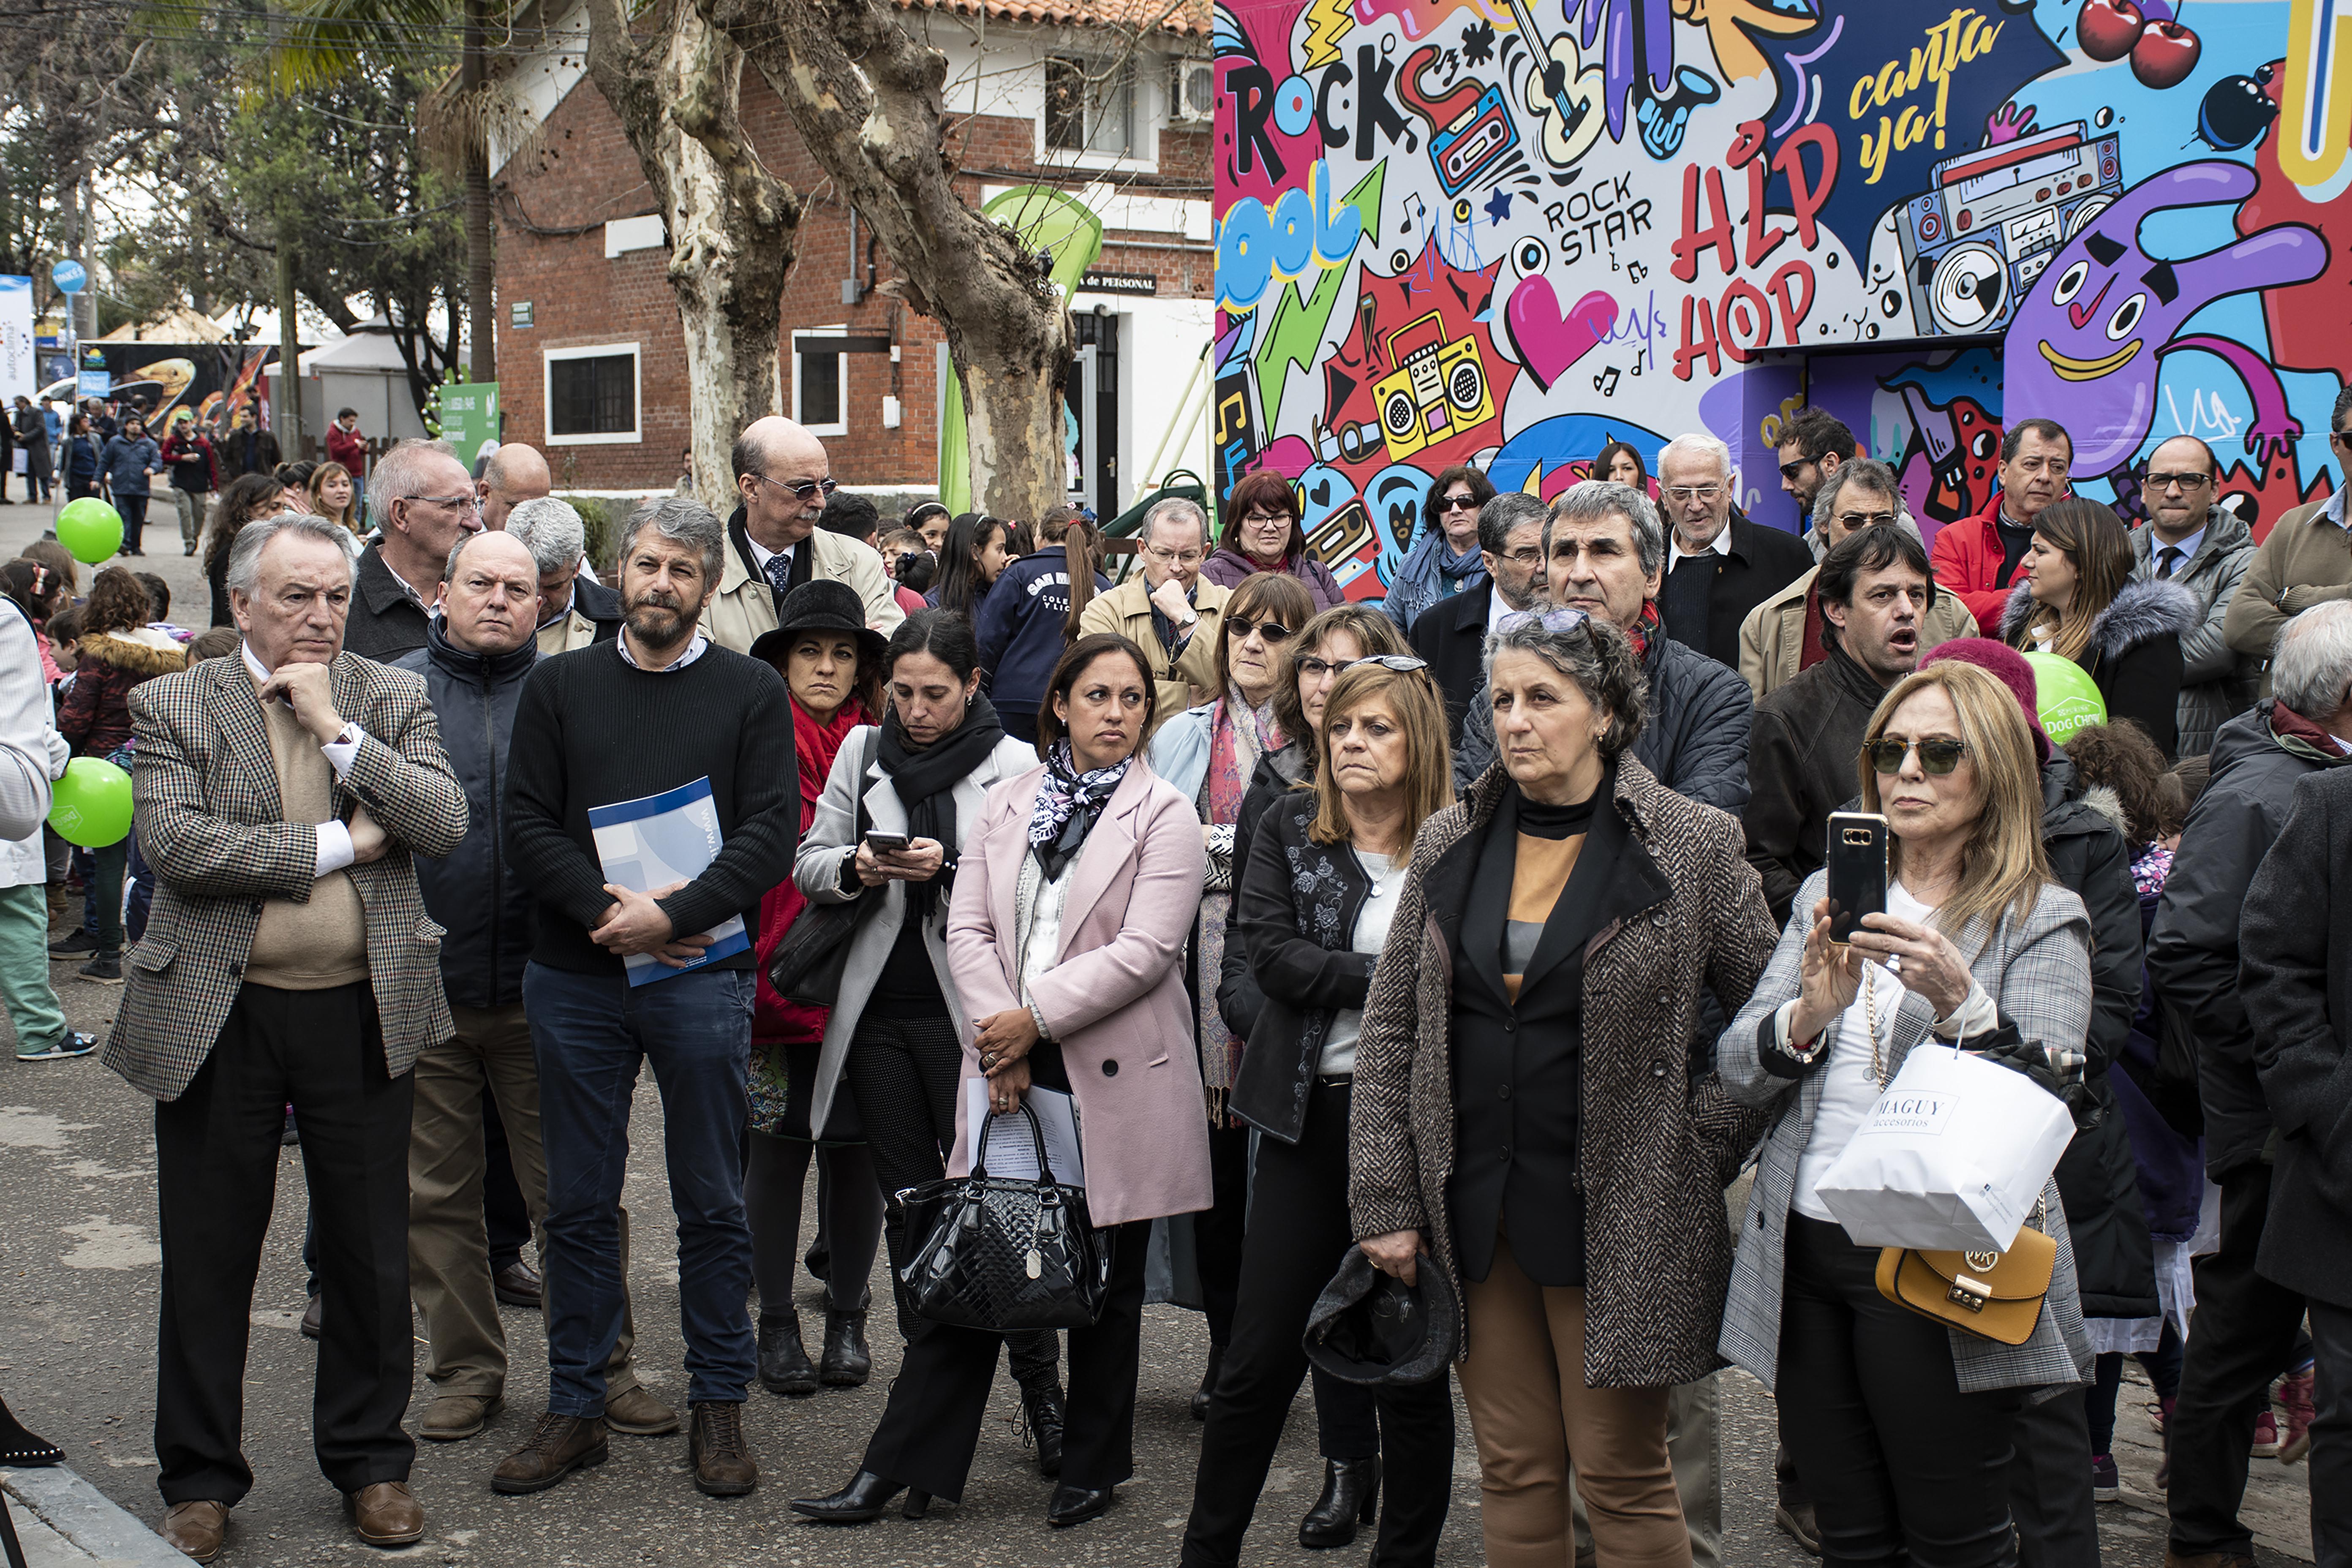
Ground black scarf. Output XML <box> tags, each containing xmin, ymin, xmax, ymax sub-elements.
<box><xmin>878</xmin><ymin>692</ymin><xmax>1005</xmax><ymax>919</ymax></box>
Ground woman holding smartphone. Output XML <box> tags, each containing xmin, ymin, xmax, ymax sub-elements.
<box><xmin>789</xmin><ymin>609</ymin><xmax>1068</xmax><ymax>1459</ymax></box>
<box><xmin>1719</xmin><ymin>659</ymin><xmax>2096</xmax><ymax>1565</ymax></box>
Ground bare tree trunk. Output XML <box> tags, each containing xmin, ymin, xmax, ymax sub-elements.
<box><xmin>581</xmin><ymin>0</ymin><xmax>798</xmax><ymax>507</ymax></box>
<box><xmin>463</xmin><ymin>0</ymin><xmax>497</xmax><ymax>384</ymax></box>
<box><xmin>699</xmin><ymin>0</ymin><xmax>1071</xmax><ymax>522</ymax></box>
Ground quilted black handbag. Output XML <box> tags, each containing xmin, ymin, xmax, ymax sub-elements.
<box><xmin>893</xmin><ymin>1102</ymin><xmax>1111</xmax><ymax>1332</ymax></box>
<box><xmin>765</xmin><ymin>730</ymin><xmax>881</xmax><ymax>1007</ymax></box>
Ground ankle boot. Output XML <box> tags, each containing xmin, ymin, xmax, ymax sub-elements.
<box><xmin>757</xmin><ymin>1312</ymin><xmax>818</xmax><ymax>1396</ymax></box>
<box><xmin>1298</xmin><ymin>1456</ymin><xmax>1380</xmax><ymax>1549</ymax></box>
<box><xmin>1018</xmin><ymin>1373</ymin><xmax>1066</xmax><ymax>1478</ymax></box>
<box><xmin>819</xmin><ymin>1309</ymin><xmax>871</xmax><ymax>1387</ymax></box>
<box><xmin>1191</xmin><ymin>1344</ymin><xmax>1224</xmax><ymax>1421</ymax></box>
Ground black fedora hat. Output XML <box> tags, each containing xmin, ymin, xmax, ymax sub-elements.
<box><xmin>1301</xmin><ymin>1245</ymin><xmax>1459</xmax><ymax>1387</ymax></box>
<box><xmin>749</xmin><ymin>579</ymin><xmax>888</xmax><ymax>671</ymax></box>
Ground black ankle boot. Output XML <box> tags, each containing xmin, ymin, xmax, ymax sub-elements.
<box><xmin>0</xmin><ymin>1391</ymin><xmax>63</xmax><ymax>1466</ymax></box>
<box><xmin>819</xmin><ymin>1309</ymin><xmax>871</xmax><ymax>1386</ymax></box>
<box><xmin>789</xmin><ymin>1470</ymin><xmax>904</xmax><ymax>1523</ymax></box>
<box><xmin>1018</xmin><ymin>1375</ymin><xmax>1066</xmax><ymax>1478</ymax></box>
<box><xmin>757</xmin><ymin>1312</ymin><xmax>818</xmax><ymax>1396</ymax></box>
<box><xmin>1298</xmin><ymin>1456</ymin><xmax>1380</xmax><ymax>1549</ymax></box>
<box><xmin>1190</xmin><ymin>1344</ymin><xmax>1224</xmax><ymax>1421</ymax></box>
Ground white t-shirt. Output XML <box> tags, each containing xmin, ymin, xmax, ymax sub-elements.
<box><xmin>1318</xmin><ymin>848</ymin><xmax>1409</xmax><ymax>1078</ymax></box>
<box><xmin>1791</xmin><ymin>881</ymin><xmax>1935</xmax><ymax>1222</ymax></box>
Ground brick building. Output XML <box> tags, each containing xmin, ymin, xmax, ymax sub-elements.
<box><xmin>490</xmin><ymin>0</ymin><xmax>1216</xmax><ymax>512</ymax></box>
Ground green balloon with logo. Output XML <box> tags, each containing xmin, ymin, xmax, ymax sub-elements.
<box><xmin>48</xmin><ymin>757</ymin><xmax>134</xmax><ymax>848</ymax></box>
<box><xmin>2023</xmin><ymin>653</ymin><xmax>2107</xmax><ymax>746</ymax></box>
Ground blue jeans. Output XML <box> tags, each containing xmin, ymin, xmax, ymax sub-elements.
<box><xmin>524</xmin><ymin>961</ymin><xmax>756</xmax><ymax>1413</ymax></box>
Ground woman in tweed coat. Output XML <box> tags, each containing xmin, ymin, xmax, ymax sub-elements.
<box><xmin>1349</xmin><ymin>610</ymin><xmax>1778</xmax><ymax>1568</ymax></box>
<box><xmin>1718</xmin><ymin>660</ymin><xmax>2094</xmax><ymax>1567</ymax></box>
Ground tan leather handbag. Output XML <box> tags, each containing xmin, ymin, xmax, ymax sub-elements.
<box><xmin>1874</xmin><ymin>1224</ymin><xmax>2058</xmax><ymax>1346</ymax></box>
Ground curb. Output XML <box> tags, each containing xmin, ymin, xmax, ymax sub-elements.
<box><xmin>1</xmin><ymin>1465</ymin><xmax>185</xmax><ymax>1568</ymax></box>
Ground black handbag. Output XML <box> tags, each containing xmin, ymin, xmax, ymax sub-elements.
<box><xmin>765</xmin><ymin>730</ymin><xmax>882</xmax><ymax>1007</ymax></box>
<box><xmin>892</xmin><ymin>1102</ymin><xmax>1111</xmax><ymax>1332</ymax></box>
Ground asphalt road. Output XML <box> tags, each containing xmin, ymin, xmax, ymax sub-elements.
<box><xmin>0</xmin><ymin>499</ymin><xmax>2318</xmax><ymax>1566</ymax></box>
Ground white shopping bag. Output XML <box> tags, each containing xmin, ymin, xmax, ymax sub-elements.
<box><xmin>1813</xmin><ymin>1043</ymin><xmax>2074</xmax><ymax>1253</ymax></box>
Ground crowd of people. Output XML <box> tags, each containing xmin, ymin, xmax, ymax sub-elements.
<box><xmin>0</xmin><ymin>392</ymin><xmax>2345</xmax><ymax>1568</ymax></box>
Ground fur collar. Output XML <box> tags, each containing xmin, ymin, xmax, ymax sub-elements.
<box><xmin>78</xmin><ymin>629</ymin><xmax>190</xmax><ymax>678</ymax></box>
<box><xmin>1998</xmin><ymin>575</ymin><xmax>2199</xmax><ymax>661</ymax></box>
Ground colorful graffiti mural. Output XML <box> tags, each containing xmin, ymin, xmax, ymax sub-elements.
<box><xmin>1214</xmin><ymin>0</ymin><xmax>2352</xmax><ymax>601</ymax></box>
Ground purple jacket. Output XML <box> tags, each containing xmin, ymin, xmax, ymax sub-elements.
<box><xmin>1200</xmin><ymin>544</ymin><xmax>1347</xmax><ymax>612</ymax></box>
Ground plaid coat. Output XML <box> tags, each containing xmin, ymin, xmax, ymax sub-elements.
<box><xmin>1348</xmin><ymin>756</ymin><xmax>1780</xmax><ymax>1387</ymax></box>
<box><xmin>1716</xmin><ymin>868</ymin><xmax>2096</xmax><ymax>1394</ymax></box>
<box><xmin>103</xmin><ymin>652</ymin><xmax>468</xmax><ymax>1101</ymax></box>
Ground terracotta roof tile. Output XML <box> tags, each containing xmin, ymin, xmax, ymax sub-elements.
<box><xmin>900</xmin><ymin>0</ymin><xmax>1211</xmax><ymax>37</ymax></box>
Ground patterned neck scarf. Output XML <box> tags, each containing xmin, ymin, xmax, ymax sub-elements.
<box><xmin>1206</xmin><ymin>682</ymin><xmax>1282</xmax><ymax>827</ymax></box>
<box><xmin>1028</xmin><ymin>739</ymin><xmax>1131</xmax><ymax>879</ymax></box>
<box><xmin>1626</xmin><ymin>599</ymin><xmax>1663</xmax><ymax>659</ymax></box>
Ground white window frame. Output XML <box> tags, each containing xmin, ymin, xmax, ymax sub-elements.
<box><xmin>1038</xmin><ymin>52</ymin><xmax>1156</xmax><ymax>172</ymax></box>
<box><xmin>542</xmin><ymin>341</ymin><xmax>642</xmax><ymax>446</ymax></box>
<box><xmin>792</xmin><ymin>327</ymin><xmax>849</xmax><ymax>437</ymax></box>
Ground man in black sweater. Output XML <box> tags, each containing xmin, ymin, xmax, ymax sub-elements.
<box><xmin>495</xmin><ymin>495</ymin><xmax>798</xmax><ymax>1502</ymax></box>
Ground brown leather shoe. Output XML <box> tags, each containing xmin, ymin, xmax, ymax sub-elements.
<box><xmin>346</xmin><ymin>1481</ymin><xmax>424</xmax><ymax>1547</ymax></box>
<box><xmin>418</xmin><ymin>1393</ymin><xmax>501</xmax><ymax>1442</ymax></box>
<box><xmin>602</xmin><ymin>1384</ymin><xmax>679</xmax><ymax>1436</ymax></box>
<box><xmin>491</xmin><ymin>1412</ymin><xmax>608</xmax><ymax>1495</ymax></box>
<box><xmin>160</xmin><ymin>1500</ymin><xmax>229</xmax><ymax>1563</ymax></box>
<box><xmin>688</xmin><ymin>1400</ymin><xmax>757</xmax><ymax>1497</ymax></box>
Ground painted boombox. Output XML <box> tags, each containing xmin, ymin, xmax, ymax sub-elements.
<box><xmin>1894</xmin><ymin>121</ymin><xmax>2123</xmax><ymax>336</ymax></box>
<box><xmin>1371</xmin><ymin>312</ymin><xmax>1496</xmax><ymax>463</ymax></box>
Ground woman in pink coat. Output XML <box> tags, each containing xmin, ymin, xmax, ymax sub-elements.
<box><xmin>792</xmin><ymin>632</ymin><xmax>1210</xmax><ymax>1532</ymax></box>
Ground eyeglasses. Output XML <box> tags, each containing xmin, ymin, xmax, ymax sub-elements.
<box><xmin>2145</xmin><ymin>471</ymin><xmax>2212</xmax><ymax>492</ymax></box>
<box><xmin>1864</xmin><ymin>737</ymin><xmax>1969</xmax><ymax>776</ymax></box>
<box><xmin>1496</xmin><ymin>607</ymin><xmax>1592</xmax><ymax>636</ymax></box>
<box><xmin>404</xmin><ymin>493</ymin><xmax>483</xmax><ymax>514</ymax></box>
<box><xmin>1297</xmin><ymin>653</ymin><xmax>1429</xmax><ymax>680</ymax></box>
<box><xmin>1834</xmin><ymin>510</ymin><xmax>1899</xmax><ymax>530</ymax></box>
<box><xmin>1664</xmin><ymin>485</ymin><xmax>1723</xmax><ymax>504</ymax></box>
<box><xmin>754</xmin><ymin>473</ymin><xmax>840</xmax><ymax>503</ymax></box>
<box><xmin>1437</xmin><ymin>493</ymin><xmax>1481</xmax><ymax>512</ymax></box>
<box><xmin>1239</xmin><ymin>510</ymin><xmax>1293</xmax><ymax>527</ymax></box>
<box><xmin>1143</xmin><ymin>544</ymin><xmax>1207</xmax><ymax>566</ymax></box>
<box><xmin>1225</xmin><ymin>614</ymin><xmax>1294</xmax><ymax>644</ymax></box>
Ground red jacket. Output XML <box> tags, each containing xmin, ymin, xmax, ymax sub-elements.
<box><xmin>326</xmin><ymin>424</ymin><xmax>368</xmax><ymax>476</ymax></box>
<box><xmin>1930</xmin><ymin>497</ymin><xmax>2029</xmax><ymax>636</ymax></box>
<box><xmin>752</xmin><ymin>698</ymin><xmax>873</xmax><ymax>1044</ymax></box>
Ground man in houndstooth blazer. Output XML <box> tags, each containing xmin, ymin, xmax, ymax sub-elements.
<box><xmin>106</xmin><ymin>513</ymin><xmax>466</xmax><ymax>1565</ymax></box>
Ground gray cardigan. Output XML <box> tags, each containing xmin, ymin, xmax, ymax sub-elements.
<box><xmin>1716</xmin><ymin>868</ymin><xmax>2096</xmax><ymax>1395</ymax></box>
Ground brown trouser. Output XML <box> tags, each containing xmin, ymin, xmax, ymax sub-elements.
<box><xmin>1456</xmin><ymin>1232</ymin><xmax>1690</xmax><ymax>1568</ymax></box>
<box><xmin>408</xmin><ymin>1001</ymin><xmax>641</xmax><ymax>1400</ymax></box>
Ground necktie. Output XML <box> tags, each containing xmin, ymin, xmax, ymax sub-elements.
<box><xmin>763</xmin><ymin>549</ymin><xmax>792</xmax><ymax>599</ymax></box>
<box><xmin>2157</xmin><ymin>546</ymin><xmax>2182</xmax><ymax>580</ymax></box>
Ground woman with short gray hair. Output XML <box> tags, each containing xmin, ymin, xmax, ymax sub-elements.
<box><xmin>1349</xmin><ymin>607</ymin><xmax>1778</xmax><ymax>1567</ymax></box>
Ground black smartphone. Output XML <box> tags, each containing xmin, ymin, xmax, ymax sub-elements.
<box><xmin>1824</xmin><ymin>811</ymin><xmax>1888</xmax><ymax>944</ymax></box>
<box><xmin>864</xmin><ymin>830</ymin><xmax>911</xmax><ymax>856</ymax></box>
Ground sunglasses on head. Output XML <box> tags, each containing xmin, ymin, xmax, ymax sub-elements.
<box><xmin>1225</xmin><ymin>614</ymin><xmax>1293</xmax><ymax>643</ymax></box>
<box><xmin>1297</xmin><ymin>653</ymin><xmax>1429</xmax><ymax>679</ymax></box>
<box><xmin>1495</xmin><ymin>607</ymin><xmax>1592</xmax><ymax>636</ymax></box>
<box><xmin>1864</xmin><ymin>737</ymin><xmax>1968</xmax><ymax>776</ymax></box>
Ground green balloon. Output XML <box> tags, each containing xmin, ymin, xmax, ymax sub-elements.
<box><xmin>48</xmin><ymin>757</ymin><xmax>134</xmax><ymax>848</ymax></box>
<box><xmin>2024</xmin><ymin>652</ymin><xmax>2108</xmax><ymax>746</ymax></box>
<box><xmin>56</xmin><ymin>496</ymin><xmax>125</xmax><ymax>566</ymax></box>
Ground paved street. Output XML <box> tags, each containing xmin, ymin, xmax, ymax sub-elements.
<box><xmin>0</xmin><ymin>501</ymin><xmax>2320</xmax><ymax>1566</ymax></box>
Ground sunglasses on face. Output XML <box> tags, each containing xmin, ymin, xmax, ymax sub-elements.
<box><xmin>1778</xmin><ymin>460</ymin><xmax>1813</xmax><ymax>482</ymax></box>
<box><xmin>755</xmin><ymin>473</ymin><xmax>839</xmax><ymax>503</ymax></box>
<box><xmin>1835</xmin><ymin>510</ymin><xmax>1898</xmax><ymax>530</ymax></box>
<box><xmin>1864</xmin><ymin>737</ymin><xmax>1968</xmax><ymax>776</ymax></box>
<box><xmin>1225</xmin><ymin>615</ymin><xmax>1294</xmax><ymax>644</ymax></box>
<box><xmin>1438</xmin><ymin>493</ymin><xmax>1481</xmax><ymax>512</ymax></box>
<box><xmin>1297</xmin><ymin>653</ymin><xmax>1429</xmax><ymax>680</ymax></box>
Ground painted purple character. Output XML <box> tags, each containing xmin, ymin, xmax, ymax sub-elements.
<box><xmin>2006</xmin><ymin>161</ymin><xmax>2325</xmax><ymax>513</ymax></box>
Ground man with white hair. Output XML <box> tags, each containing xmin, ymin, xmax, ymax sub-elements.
<box><xmin>1074</xmin><ymin>495</ymin><xmax>1230</xmax><ymax>737</ymax></box>
<box><xmin>478</xmin><ymin>444</ymin><xmax>554</xmax><ymax>531</ymax></box>
<box><xmin>507</xmin><ymin>497</ymin><xmax>624</xmax><ymax>656</ymax></box>
<box><xmin>346</xmin><ymin>439</ymin><xmax>485</xmax><ymax>662</ymax></box>
<box><xmin>1655</xmin><ymin>433</ymin><xmax>1813</xmax><ymax>671</ymax></box>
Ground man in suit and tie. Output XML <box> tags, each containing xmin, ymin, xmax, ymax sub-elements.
<box><xmin>703</xmin><ymin>415</ymin><xmax>903</xmax><ymax>654</ymax></box>
<box><xmin>1655</xmin><ymin>433</ymin><xmax>1814</xmax><ymax>671</ymax></box>
<box><xmin>1412</xmin><ymin>491</ymin><xmax>1547</xmax><ymax>743</ymax></box>
<box><xmin>106</xmin><ymin>512</ymin><xmax>468</xmax><ymax>1564</ymax></box>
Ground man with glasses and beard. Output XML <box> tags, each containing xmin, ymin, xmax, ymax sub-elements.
<box><xmin>705</xmin><ymin>415</ymin><xmax>902</xmax><ymax>655</ymax></box>
<box><xmin>495</xmin><ymin>497</ymin><xmax>799</xmax><ymax>1501</ymax></box>
<box><xmin>345</xmin><ymin>440</ymin><xmax>485</xmax><ymax>662</ymax></box>
<box><xmin>1077</xmin><ymin>496</ymin><xmax>1230</xmax><ymax>738</ymax></box>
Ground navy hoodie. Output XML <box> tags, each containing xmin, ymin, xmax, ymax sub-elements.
<box><xmin>972</xmin><ymin>551</ymin><xmax>1111</xmax><ymax>716</ymax></box>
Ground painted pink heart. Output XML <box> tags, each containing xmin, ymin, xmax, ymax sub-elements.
<box><xmin>1505</xmin><ymin>278</ymin><xmax>1617</xmax><ymax>392</ymax></box>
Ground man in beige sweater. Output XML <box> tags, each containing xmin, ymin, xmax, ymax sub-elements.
<box><xmin>107</xmin><ymin>514</ymin><xmax>468</xmax><ymax>1564</ymax></box>
<box><xmin>2224</xmin><ymin>388</ymin><xmax>2352</xmax><ymax>685</ymax></box>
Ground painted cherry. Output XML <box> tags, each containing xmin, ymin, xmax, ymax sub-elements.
<box><xmin>2131</xmin><ymin>20</ymin><xmax>2202</xmax><ymax>88</ymax></box>
<box><xmin>2077</xmin><ymin>0</ymin><xmax>2148</xmax><ymax>61</ymax></box>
